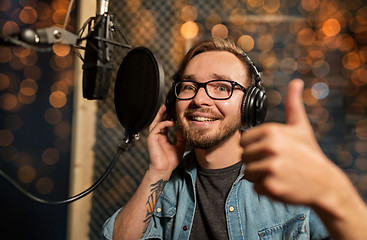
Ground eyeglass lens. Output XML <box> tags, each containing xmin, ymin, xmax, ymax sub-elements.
<box><xmin>175</xmin><ymin>81</ymin><xmax>234</xmax><ymax>100</ymax></box>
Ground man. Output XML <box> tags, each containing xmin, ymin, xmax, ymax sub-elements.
<box><xmin>102</xmin><ymin>38</ymin><xmax>367</xmax><ymax>239</ymax></box>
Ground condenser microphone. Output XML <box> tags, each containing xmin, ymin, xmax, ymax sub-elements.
<box><xmin>82</xmin><ymin>0</ymin><xmax>114</xmax><ymax>100</ymax></box>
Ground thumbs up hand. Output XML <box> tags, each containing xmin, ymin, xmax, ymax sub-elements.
<box><xmin>240</xmin><ymin>79</ymin><xmax>351</xmax><ymax>206</ymax></box>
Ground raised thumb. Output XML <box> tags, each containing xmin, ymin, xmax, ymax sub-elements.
<box><xmin>285</xmin><ymin>79</ymin><xmax>310</xmax><ymax>126</ymax></box>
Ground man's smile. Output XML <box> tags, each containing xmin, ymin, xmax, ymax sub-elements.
<box><xmin>184</xmin><ymin>109</ymin><xmax>222</xmax><ymax>124</ymax></box>
<box><xmin>191</xmin><ymin>116</ymin><xmax>216</xmax><ymax>122</ymax></box>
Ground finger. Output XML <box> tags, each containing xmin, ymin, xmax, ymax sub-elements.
<box><xmin>285</xmin><ymin>79</ymin><xmax>310</xmax><ymax>127</ymax></box>
<box><xmin>150</xmin><ymin>120</ymin><xmax>175</xmax><ymax>135</ymax></box>
<box><xmin>242</xmin><ymin>140</ymin><xmax>270</xmax><ymax>164</ymax></box>
<box><xmin>252</xmin><ymin>177</ymin><xmax>291</xmax><ymax>204</ymax></box>
<box><xmin>240</xmin><ymin>127</ymin><xmax>265</xmax><ymax>148</ymax></box>
<box><xmin>252</xmin><ymin>180</ymin><xmax>279</xmax><ymax>201</ymax></box>
<box><xmin>243</xmin><ymin>159</ymin><xmax>271</xmax><ymax>183</ymax></box>
<box><xmin>240</xmin><ymin>123</ymin><xmax>281</xmax><ymax>148</ymax></box>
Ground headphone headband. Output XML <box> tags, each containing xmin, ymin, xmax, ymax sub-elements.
<box><xmin>241</xmin><ymin>51</ymin><xmax>264</xmax><ymax>90</ymax></box>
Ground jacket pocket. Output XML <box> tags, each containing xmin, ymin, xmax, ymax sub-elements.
<box><xmin>154</xmin><ymin>194</ymin><xmax>177</xmax><ymax>218</ymax></box>
<box><xmin>258</xmin><ymin>214</ymin><xmax>309</xmax><ymax>240</ymax></box>
<box><xmin>147</xmin><ymin>195</ymin><xmax>177</xmax><ymax>239</ymax></box>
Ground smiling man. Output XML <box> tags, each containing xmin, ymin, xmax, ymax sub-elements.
<box><xmin>175</xmin><ymin>50</ymin><xmax>247</xmax><ymax>166</ymax></box>
<box><xmin>101</xmin><ymin>38</ymin><xmax>332</xmax><ymax>240</ymax></box>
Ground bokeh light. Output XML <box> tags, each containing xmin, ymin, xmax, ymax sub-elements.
<box><xmin>49</xmin><ymin>91</ymin><xmax>67</xmax><ymax>108</ymax></box>
<box><xmin>301</xmin><ymin>0</ymin><xmax>320</xmax><ymax>11</ymax></box>
<box><xmin>54</xmin><ymin>121</ymin><xmax>71</xmax><ymax>138</ymax></box>
<box><xmin>20</xmin><ymin>79</ymin><xmax>38</xmax><ymax>97</ymax></box>
<box><xmin>36</xmin><ymin>177</ymin><xmax>54</xmax><ymax>194</ymax></box>
<box><xmin>342</xmin><ymin>52</ymin><xmax>361</xmax><ymax>70</ymax></box>
<box><xmin>356</xmin><ymin>119</ymin><xmax>367</xmax><ymax>140</ymax></box>
<box><xmin>238</xmin><ymin>35</ymin><xmax>255</xmax><ymax>52</ymax></box>
<box><xmin>298</xmin><ymin>28</ymin><xmax>316</xmax><ymax>46</ymax></box>
<box><xmin>211</xmin><ymin>24</ymin><xmax>228</xmax><ymax>39</ymax></box>
<box><xmin>2</xmin><ymin>21</ymin><xmax>20</xmax><ymax>35</ymax></box>
<box><xmin>322</xmin><ymin>18</ymin><xmax>341</xmax><ymax>37</ymax></box>
<box><xmin>0</xmin><ymin>73</ymin><xmax>10</xmax><ymax>90</ymax></box>
<box><xmin>0</xmin><ymin>0</ymin><xmax>11</xmax><ymax>11</ymax></box>
<box><xmin>280</xmin><ymin>58</ymin><xmax>298</xmax><ymax>74</ymax></box>
<box><xmin>0</xmin><ymin>129</ymin><xmax>14</xmax><ymax>147</ymax></box>
<box><xmin>44</xmin><ymin>107</ymin><xmax>62</xmax><ymax>125</ymax></box>
<box><xmin>181</xmin><ymin>6</ymin><xmax>198</xmax><ymax>22</ymax></box>
<box><xmin>1</xmin><ymin>93</ymin><xmax>18</xmax><ymax>111</ymax></box>
<box><xmin>18</xmin><ymin>165</ymin><xmax>36</xmax><ymax>183</ymax></box>
<box><xmin>126</xmin><ymin>0</ymin><xmax>141</xmax><ymax>13</ymax></box>
<box><xmin>351</xmin><ymin>67</ymin><xmax>367</xmax><ymax>86</ymax></box>
<box><xmin>0</xmin><ymin>47</ymin><xmax>12</xmax><ymax>63</ymax></box>
<box><xmin>19</xmin><ymin>6</ymin><xmax>38</xmax><ymax>24</ymax></box>
<box><xmin>205</xmin><ymin>14</ymin><xmax>222</xmax><ymax>30</ymax></box>
<box><xmin>180</xmin><ymin>21</ymin><xmax>199</xmax><ymax>39</ymax></box>
<box><xmin>230</xmin><ymin>8</ymin><xmax>247</xmax><ymax>25</ymax></box>
<box><xmin>35</xmin><ymin>2</ymin><xmax>52</xmax><ymax>21</ymax></box>
<box><xmin>263</xmin><ymin>0</ymin><xmax>280</xmax><ymax>13</ymax></box>
<box><xmin>53</xmin><ymin>44</ymin><xmax>71</xmax><ymax>57</ymax></box>
<box><xmin>311</xmin><ymin>82</ymin><xmax>329</xmax><ymax>99</ymax></box>
<box><xmin>42</xmin><ymin>148</ymin><xmax>60</xmax><ymax>165</ymax></box>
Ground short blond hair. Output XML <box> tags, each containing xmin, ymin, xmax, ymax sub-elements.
<box><xmin>174</xmin><ymin>38</ymin><xmax>255</xmax><ymax>86</ymax></box>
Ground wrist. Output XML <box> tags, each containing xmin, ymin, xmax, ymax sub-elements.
<box><xmin>146</xmin><ymin>166</ymin><xmax>173</xmax><ymax>181</ymax></box>
<box><xmin>311</xmin><ymin>169</ymin><xmax>364</xmax><ymax>220</ymax></box>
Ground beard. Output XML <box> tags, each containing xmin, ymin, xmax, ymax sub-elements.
<box><xmin>176</xmin><ymin>108</ymin><xmax>242</xmax><ymax>149</ymax></box>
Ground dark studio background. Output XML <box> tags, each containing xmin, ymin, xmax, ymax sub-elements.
<box><xmin>0</xmin><ymin>0</ymin><xmax>76</xmax><ymax>239</ymax></box>
<box><xmin>0</xmin><ymin>0</ymin><xmax>367</xmax><ymax>240</ymax></box>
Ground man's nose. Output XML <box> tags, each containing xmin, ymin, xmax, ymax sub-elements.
<box><xmin>192</xmin><ymin>87</ymin><xmax>212</xmax><ymax>106</ymax></box>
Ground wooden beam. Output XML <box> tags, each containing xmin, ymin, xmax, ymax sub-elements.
<box><xmin>67</xmin><ymin>1</ymin><xmax>97</xmax><ymax>239</ymax></box>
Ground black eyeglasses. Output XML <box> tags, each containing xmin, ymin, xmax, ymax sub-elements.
<box><xmin>173</xmin><ymin>80</ymin><xmax>247</xmax><ymax>100</ymax></box>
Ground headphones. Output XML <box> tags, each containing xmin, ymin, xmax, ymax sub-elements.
<box><xmin>165</xmin><ymin>52</ymin><xmax>267</xmax><ymax>129</ymax></box>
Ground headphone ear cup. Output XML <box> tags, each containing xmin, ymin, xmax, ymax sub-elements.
<box><xmin>165</xmin><ymin>86</ymin><xmax>176</xmax><ymax>120</ymax></box>
<box><xmin>241</xmin><ymin>86</ymin><xmax>267</xmax><ymax>129</ymax></box>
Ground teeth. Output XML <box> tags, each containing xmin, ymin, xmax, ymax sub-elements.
<box><xmin>192</xmin><ymin>116</ymin><xmax>215</xmax><ymax>122</ymax></box>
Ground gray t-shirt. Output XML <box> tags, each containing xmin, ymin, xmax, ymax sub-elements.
<box><xmin>189</xmin><ymin>161</ymin><xmax>243</xmax><ymax>240</ymax></box>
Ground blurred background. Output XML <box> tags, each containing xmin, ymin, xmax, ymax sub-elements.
<box><xmin>0</xmin><ymin>0</ymin><xmax>366</xmax><ymax>239</ymax></box>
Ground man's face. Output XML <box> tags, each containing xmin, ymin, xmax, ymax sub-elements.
<box><xmin>176</xmin><ymin>51</ymin><xmax>249</xmax><ymax>149</ymax></box>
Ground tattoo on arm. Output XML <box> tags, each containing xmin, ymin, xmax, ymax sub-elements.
<box><xmin>143</xmin><ymin>179</ymin><xmax>168</xmax><ymax>233</ymax></box>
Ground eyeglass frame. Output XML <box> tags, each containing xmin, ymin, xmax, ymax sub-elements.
<box><xmin>173</xmin><ymin>80</ymin><xmax>247</xmax><ymax>100</ymax></box>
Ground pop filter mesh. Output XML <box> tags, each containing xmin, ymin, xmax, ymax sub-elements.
<box><xmin>114</xmin><ymin>47</ymin><xmax>164</xmax><ymax>135</ymax></box>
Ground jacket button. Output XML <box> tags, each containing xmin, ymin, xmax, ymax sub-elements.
<box><xmin>229</xmin><ymin>206</ymin><xmax>235</xmax><ymax>212</ymax></box>
<box><xmin>183</xmin><ymin>226</ymin><xmax>188</xmax><ymax>231</ymax></box>
<box><xmin>156</xmin><ymin>208</ymin><xmax>161</xmax><ymax>213</ymax></box>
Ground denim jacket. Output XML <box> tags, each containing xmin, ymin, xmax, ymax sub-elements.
<box><xmin>102</xmin><ymin>152</ymin><xmax>329</xmax><ymax>240</ymax></box>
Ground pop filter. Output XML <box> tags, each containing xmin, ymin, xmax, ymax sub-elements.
<box><xmin>114</xmin><ymin>47</ymin><xmax>165</xmax><ymax>136</ymax></box>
